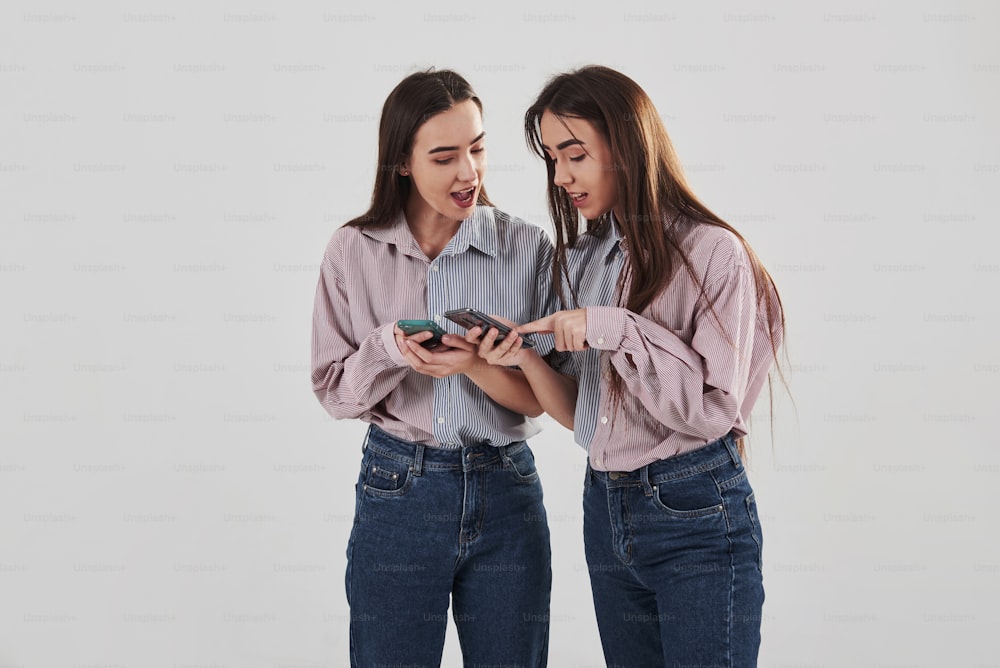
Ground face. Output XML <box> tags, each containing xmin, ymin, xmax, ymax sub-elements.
<box><xmin>539</xmin><ymin>110</ymin><xmax>619</xmax><ymax>220</ymax></box>
<box><xmin>402</xmin><ymin>99</ymin><xmax>486</xmax><ymax>223</ymax></box>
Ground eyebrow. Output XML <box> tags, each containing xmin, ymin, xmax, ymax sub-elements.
<box><xmin>541</xmin><ymin>138</ymin><xmax>585</xmax><ymax>151</ymax></box>
<box><xmin>428</xmin><ymin>131</ymin><xmax>486</xmax><ymax>155</ymax></box>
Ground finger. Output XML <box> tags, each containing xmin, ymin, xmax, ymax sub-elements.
<box><xmin>405</xmin><ymin>339</ymin><xmax>435</xmax><ymax>363</ymax></box>
<box><xmin>505</xmin><ymin>335</ymin><xmax>523</xmax><ymax>357</ymax></box>
<box><xmin>477</xmin><ymin>327</ymin><xmax>500</xmax><ymax>357</ymax></box>
<box><xmin>463</xmin><ymin>326</ymin><xmax>484</xmax><ymax>344</ymax></box>
<box><xmin>481</xmin><ymin>335</ymin><xmax>512</xmax><ymax>363</ymax></box>
<box><xmin>398</xmin><ymin>342</ymin><xmax>427</xmax><ymax>369</ymax></box>
<box><xmin>441</xmin><ymin>334</ymin><xmax>475</xmax><ymax>352</ymax></box>
<box><xmin>517</xmin><ymin>315</ymin><xmax>554</xmax><ymax>335</ymax></box>
<box><xmin>553</xmin><ymin>326</ymin><xmax>567</xmax><ymax>352</ymax></box>
<box><xmin>493</xmin><ymin>328</ymin><xmax>516</xmax><ymax>354</ymax></box>
<box><xmin>408</xmin><ymin>331</ymin><xmax>435</xmax><ymax>345</ymax></box>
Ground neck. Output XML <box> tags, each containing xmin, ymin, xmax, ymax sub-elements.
<box><xmin>404</xmin><ymin>195</ymin><xmax>464</xmax><ymax>260</ymax></box>
<box><xmin>611</xmin><ymin>207</ymin><xmax>624</xmax><ymax>227</ymax></box>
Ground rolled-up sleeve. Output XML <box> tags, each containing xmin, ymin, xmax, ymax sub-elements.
<box><xmin>585</xmin><ymin>260</ymin><xmax>756</xmax><ymax>442</ymax></box>
<box><xmin>310</xmin><ymin>242</ymin><xmax>409</xmax><ymax>420</ymax></box>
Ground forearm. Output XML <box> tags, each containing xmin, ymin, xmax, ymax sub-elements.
<box><xmin>590</xmin><ymin>304</ymin><xmax>749</xmax><ymax>440</ymax></box>
<box><xmin>515</xmin><ymin>352</ymin><xmax>577</xmax><ymax>429</ymax></box>
<box><xmin>464</xmin><ymin>362</ymin><xmax>544</xmax><ymax>417</ymax></box>
<box><xmin>312</xmin><ymin>324</ymin><xmax>409</xmax><ymax>419</ymax></box>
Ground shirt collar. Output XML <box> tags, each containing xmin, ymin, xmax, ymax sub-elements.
<box><xmin>605</xmin><ymin>212</ymin><xmax>625</xmax><ymax>263</ymax></box>
<box><xmin>358</xmin><ymin>205</ymin><xmax>498</xmax><ymax>259</ymax></box>
<box><xmin>446</xmin><ymin>205</ymin><xmax>498</xmax><ymax>258</ymax></box>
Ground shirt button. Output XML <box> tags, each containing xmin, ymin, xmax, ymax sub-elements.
<box><xmin>432</xmin><ymin>265</ymin><xmax>439</xmax><ymax>272</ymax></box>
<box><xmin>597</xmin><ymin>337</ymin><xmax>605</xmax><ymax>345</ymax></box>
<box><xmin>433</xmin><ymin>314</ymin><xmax>441</xmax><ymax>322</ymax></box>
<box><xmin>600</xmin><ymin>416</ymin><xmax>608</xmax><ymax>424</ymax></box>
<box><xmin>437</xmin><ymin>417</ymin><xmax>445</xmax><ymax>424</ymax></box>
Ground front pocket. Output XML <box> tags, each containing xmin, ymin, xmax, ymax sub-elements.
<box><xmin>363</xmin><ymin>455</ymin><xmax>413</xmax><ymax>497</ymax></box>
<box><xmin>650</xmin><ymin>471</ymin><xmax>725</xmax><ymax>519</ymax></box>
<box><xmin>504</xmin><ymin>446</ymin><xmax>539</xmax><ymax>483</ymax></box>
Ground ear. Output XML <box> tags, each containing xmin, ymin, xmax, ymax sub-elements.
<box><xmin>398</xmin><ymin>161</ymin><xmax>410</xmax><ymax>177</ymax></box>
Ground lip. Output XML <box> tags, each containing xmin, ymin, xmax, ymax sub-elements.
<box><xmin>568</xmin><ymin>192</ymin><xmax>588</xmax><ymax>208</ymax></box>
<box><xmin>451</xmin><ymin>186</ymin><xmax>477</xmax><ymax>208</ymax></box>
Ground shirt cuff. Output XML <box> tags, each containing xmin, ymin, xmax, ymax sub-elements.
<box><xmin>586</xmin><ymin>306</ymin><xmax>626</xmax><ymax>350</ymax></box>
<box><xmin>379</xmin><ymin>323</ymin><xmax>409</xmax><ymax>366</ymax></box>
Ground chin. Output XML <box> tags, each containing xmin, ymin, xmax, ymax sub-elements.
<box><xmin>444</xmin><ymin>205</ymin><xmax>470</xmax><ymax>221</ymax></box>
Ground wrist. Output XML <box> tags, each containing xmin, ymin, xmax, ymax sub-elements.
<box><xmin>515</xmin><ymin>349</ymin><xmax>546</xmax><ymax>374</ymax></box>
<box><xmin>462</xmin><ymin>357</ymin><xmax>491</xmax><ymax>379</ymax></box>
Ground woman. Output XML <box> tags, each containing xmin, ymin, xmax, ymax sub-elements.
<box><xmin>310</xmin><ymin>69</ymin><xmax>553</xmax><ymax>667</ymax></box>
<box><xmin>476</xmin><ymin>66</ymin><xmax>785</xmax><ymax>667</ymax></box>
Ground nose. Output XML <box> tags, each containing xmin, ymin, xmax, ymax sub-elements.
<box><xmin>457</xmin><ymin>153</ymin><xmax>478</xmax><ymax>183</ymax></box>
<box><xmin>552</xmin><ymin>160</ymin><xmax>571</xmax><ymax>187</ymax></box>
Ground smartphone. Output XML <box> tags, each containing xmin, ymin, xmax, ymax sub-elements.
<box><xmin>443</xmin><ymin>308</ymin><xmax>535</xmax><ymax>348</ymax></box>
<box><xmin>397</xmin><ymin>319</ymin><xmax>448</xmax><ymax>349</ymax></box>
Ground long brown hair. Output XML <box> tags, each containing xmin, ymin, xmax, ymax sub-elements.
<box><xmin>525</xmin><ymin>65</ymin><xmax>786</xmax><ymax>454</ymax></box>
<box><xmin>347</xmin><ymin>69</ymin><xmax>492</xmax><ymax>229</ymax></box>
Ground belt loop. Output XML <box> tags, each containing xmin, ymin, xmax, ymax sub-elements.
<box><xmin>412</xmin><ymin>443</ymin><xmax>425</xmax><ymax>477</ymax></box>
<box><xmin>639</xmin><ymin>465</ymin><xmax>653</xmax><ymax>497</ymax></box>
<box><xmin>724</xmin><ymin>433</ymin><xmax>742</xmax><ymax>469</ymax></box>
<box><xmin>498</xmin><ymin>444</ymin><xmax>509</xmax><ymax>467</ymax></box>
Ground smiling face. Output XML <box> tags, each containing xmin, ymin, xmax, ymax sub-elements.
<box><xmin>401</xmin><ymin>99</ymin><xmax>486</xmax><ymax>224</ymax></box>
<box><xmin>538</xmin><ymin>110</ymin><xmax>619</xmax><ymax>221</ymax></box>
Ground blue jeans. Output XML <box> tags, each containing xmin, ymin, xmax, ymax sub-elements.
<box><xmin>583</xmin><ymin>434</ymin><xmax>764</xmax><ymax>667</ymax></box>
<box><xmin>346</xmin><ymin>425</ymin><xmax>551</xmax><ymax>667</ymax></box>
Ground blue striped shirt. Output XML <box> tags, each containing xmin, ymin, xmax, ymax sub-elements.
<box><xmin>311</xmin><ymin>205</ymin><xmax>556</xmax><ymax>448</ymax></box>
<box><xmin>555</xmin><ymin>221</ymin><xmax>626</xmax><ymax>451</ymax></box>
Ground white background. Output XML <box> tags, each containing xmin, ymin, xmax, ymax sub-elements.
<box><xmin>2</xmin><ymin>1</ymin><xmax>997</xmax><ymax>666</ymax></box>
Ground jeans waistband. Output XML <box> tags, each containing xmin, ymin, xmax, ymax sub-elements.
<box><xmin>364</xmin><ymin>424</ymin><xmax>528</xmax><ymax>475</ymax></box>
<box><xmin>588</xmin><ymin>433</ymin><xmax>741</xmax><ymax>493</ymax></box>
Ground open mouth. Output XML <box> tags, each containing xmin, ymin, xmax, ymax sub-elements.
<box><xmin>569</xmin><ymin>192</ymin><xmax>588</xmax><ymax>207</ymax></box>
<box><xmin>451</xmin><ymin>187</ymin><xmax>476</xmax><ymax>206</ymax></box>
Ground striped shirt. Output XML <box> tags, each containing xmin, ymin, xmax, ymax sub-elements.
<box><xmin>311</xmin><ymin>205</ymin><xmax>556</xmax><ymax>448</ymax></box>
<box><xmin>562</xmin><ymin>215</ymin><xmax>781</xmax><ymax>471</ymax></box>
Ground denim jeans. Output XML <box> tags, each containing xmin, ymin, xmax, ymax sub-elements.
<box><xmin>583</xmin><ymin>433</ymin><xmax>764</xmax><ymax>668</ymax></box>
<box><xmin>346</xmin><ymin>424</ymin><xmax>551</xmax><ymax>667</ymax></box>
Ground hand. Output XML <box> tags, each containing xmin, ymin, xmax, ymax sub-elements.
<box><xmin>393</xmin><ymin>324</ymin><xmax>439</xmax><ymax>355</ymax></box>
<box><xmin>519</xmin><ymin>309</ymin><xmax>588</xmax><ymax>351</ymax></box>
<box><xmin>394</xmin><ymin>326</ymin><xmax>479</xmax><ymax>378</ymax></box>
<box><xmin>470</xmin><ymin>315</ymin><xmax>534</xmax><ymax>368</ymax></box>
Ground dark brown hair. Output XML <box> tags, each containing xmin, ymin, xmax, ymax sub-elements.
<box><xmin>525</xmin><ymin>65</ymin><xmax>786</xmax><ymax>454</ymax></box>
<box><xmin>347</xmin><ymin>69</ymin><xmax>492</xmax><ymax>228</ymax></box>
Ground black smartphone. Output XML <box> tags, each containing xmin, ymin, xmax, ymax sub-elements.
<box><xmin>443</xmin><ymin>308</ymin><xmax>535</xmax><ymax>348</ymax></box>
<box><xmin>397</xmin><ymin>319</ymin><xmax>448</xmax><ymax>349</ymax></box>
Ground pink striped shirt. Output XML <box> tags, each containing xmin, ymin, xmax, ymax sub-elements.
<box><xmin>563</xmin><ymin>216</ymin><xmax>782</xmax><ymax>471</ymax></box>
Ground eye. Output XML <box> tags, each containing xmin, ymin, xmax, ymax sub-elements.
<box><xmin>569</xmin><ymin>154</ymin><xmax>585</xmax><ymax>162</ymax></box>
<box><xmin>434</xmin><ymin>158</ymin><xmax>454</xmax><ymax>165</ymax></box>
<box><xmin>471</xmin><ymin>147</ymin><xmax>484</xmax><ymax>154</ymax></box>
